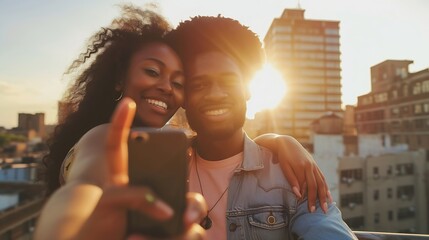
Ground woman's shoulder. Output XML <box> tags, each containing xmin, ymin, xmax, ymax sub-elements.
<box><xmin>60</xmin><ymin>123</ymin><xmax>111</xmax><ymax>184</ymax></box>
<box><xmin>77</xmin><ymin>123</ymin><xmax>111</xmax><ymax>146</ymax></box>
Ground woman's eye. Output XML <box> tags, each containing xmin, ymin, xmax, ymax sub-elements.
<box><xmin>144</xmin><ymin>68</ymin><xmax>159</xmax><ymax>77</ymax></box>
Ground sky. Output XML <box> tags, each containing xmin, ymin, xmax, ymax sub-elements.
<box><xmin>0</xmin><ymin>0</ymin><xmax>428</xmax><ymax>128</ymax></box>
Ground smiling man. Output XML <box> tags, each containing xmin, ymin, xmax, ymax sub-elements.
<box><xmin>168</xmin><ymin>16</ymin><xmax>357</xmax><ymax>240</ymax></box>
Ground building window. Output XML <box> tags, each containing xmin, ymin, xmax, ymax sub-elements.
<box><xmin>341</xmin><ymin>169</ymin><xmax>363</xmax><ymax>183</ymax></box>
<box><xmin>415</xmin><ymin>119</ymin><xmax>424</xmax><ymax>129</ymax></box>
<box><xmin>374</xmin><ymin>92</ymin><xmax>388</xmax><ymax>103</ymax></box>
<box><xmin>373</xmin><ymin>167</ymin><xmax>379</xmax><ymax>178</ymax></box>
<box><xmin>325</xmin><ymin>37</ymin><xmax>340</xmax><ymax>44</ymax></box>
<box><xmin>422</xmin><ymin>80</ymin><xmax>429</xmax><ymax>93</ymax></box>
<box><xmin>397</xmin><ymin>185</ymin><xmax>414</xmax><ymax>200</ymax></box>
<box><xmin>387</xmin><ymin>166</ymin><xmax>393</xmax><ymax>175</ymax></box>
<box><xmin>391</xmin><ymin>90</ymin><xmax>398</xmax><ymax>99</ymax></box>
<box><xmin>340</xmin><ymin>192</ymin><xmax>363</xmax><ymax>208</ymax></box>
<box><xmin>414</xmin><ymin>104</ymin><xmax>422</xmax><ymax>114</ymax></box>
<box><xmin>396</xmin><ymin>163</ymin><xmax>414</xmax><ymax>176</ymax></box>
<box><xmin>424</xmin><ymin>103</ymin><xmax>429</xmax><ymax>113</ymax></box>
<box><xmin>391</xmin><ymin>107</ymin><xmax>400</xmax><ymax>116</ymax></box>
<box><xmin>397</xmin><ymin>207</ymin><xmax>415</xmax><ymax>220</ymax></box>
<box><xmin>325</xmin><ymin>28</ymin><xmax>339</xmax><ymax>35</ymax></box>
<box><xmin>374</xmin><ymin>213</ymin><xmax>380</xmax><ymax>224</ymax></box>
<box><xmin>387</xmin><ymin>188</ymin><xmax>393</xmax><ymax>199</ymax></box>
<box><xmin>325</xmin><ymin>45</ymin><xmax>340</xmax><ymax>52</ymax></box>
<box><xmin>412</xmin><ymin>82</ymin><xmax>421</xmax><ymax>95</ymax></box>
<box><xmin>373</xmin><ymin>190</ymin><xmax>379</xmax><ymax>200</ymax></box>
<box><xmin>388</xmin><ymin>211</ymin><xmax>394</xmax><ymax>221</ymax></box>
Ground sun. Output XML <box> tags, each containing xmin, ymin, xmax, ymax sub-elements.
<box><xmin>246</xmin><ymin>64</ymin><xmax>287</xmax><ymax>119</ymax></box>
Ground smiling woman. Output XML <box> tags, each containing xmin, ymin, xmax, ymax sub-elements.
<box><xmin>246</xmin><ymin>64</ymin><xmax>287</xmax><ymax>119</ymax></box>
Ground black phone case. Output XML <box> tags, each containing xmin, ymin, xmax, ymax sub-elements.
<box><xmin>127</xmin><ymin>127</ymin><xmax>189</xmax><ymax>238</ymax></box>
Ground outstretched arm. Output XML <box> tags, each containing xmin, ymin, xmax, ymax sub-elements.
<box><xmin>254</xmin><ymin>133</ymin><xmax>331</xmax><ymax>213</ymax></box>
<box><xmin>35</xmin><ymin>98</ymin><xmax>206</xmax><ymax>240</ymax></box>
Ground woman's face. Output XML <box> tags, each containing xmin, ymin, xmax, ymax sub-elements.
<box><xmin>122</xmin><ymin>42</ymin><xmax>185</xmax><ymax>128</ymax></box>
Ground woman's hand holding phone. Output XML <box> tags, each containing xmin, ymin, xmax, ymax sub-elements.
<box><xmin>81</xmin><ymin>97</ymin><xmax>207</xmax><ymax>240</ymax></box>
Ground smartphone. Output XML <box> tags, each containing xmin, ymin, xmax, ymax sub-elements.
<box><xmin>127</xmin><ymin>127</ymin><xmax>189</xmax><ymax>238</ymax></box>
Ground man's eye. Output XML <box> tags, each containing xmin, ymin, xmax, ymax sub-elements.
<box><xmin>144</xmin><ymin>68</ymin><xmax>159</xmax><ymax>77</ymax></box>
<box><xmin>172</xmin><ymin>81</ymin><xmax>184</xmax><ymax>89</ymax></box>
<box><xmin>190</xmin><ymin>82</ymin><xmax>207</xmax><ymax>90</ymax></box>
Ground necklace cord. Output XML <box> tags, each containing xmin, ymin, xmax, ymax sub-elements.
<box><xmin>195</xmin><ymin>153</ymin><xmax>229</xmax><ymax>214</ymax></box>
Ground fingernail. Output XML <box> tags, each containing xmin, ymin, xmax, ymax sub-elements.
<box><xmin>323</xmin><ymin>202</ymin><xmax>328</xmax><ymax>214</ymax></box>
<box><xmin>154</xmin><ymin>200</ymin><xmax>174</xmax><ymax>218</ymax></box>
<box><xmin>292</xmin><ymin>186</ymin><xmax>302</xmax><ymax>199</ymax></box>
<box><xmin>310</xmin><ymin>205</ymin><xmax>316</xmax><ymax>213</ymax></box>
<box><xmin>113</xmin><ymin>175</ymin><xmax>129</xmax><ymax>185</ymax></box>
<box><xmin>186</xmin><ymin>207</ymin><xmax>201</xmax><ymax>223</ymax></box>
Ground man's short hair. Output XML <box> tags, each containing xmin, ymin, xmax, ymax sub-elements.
<box><xmin>167</xmin><ymin>16</ymin><xmax>265</xmax><ymax>81</ymax></box>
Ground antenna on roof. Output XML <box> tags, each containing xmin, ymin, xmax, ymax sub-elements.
<box><xmin>297</xmin><ymin>0</ymin><xmax>302</xmax><ymax>9</ymax></box>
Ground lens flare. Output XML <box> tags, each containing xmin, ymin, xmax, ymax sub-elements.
<box><xmin>246</xmin><ymin>64</ymin><xmax>286</xmax><ymax>119</ymax></box>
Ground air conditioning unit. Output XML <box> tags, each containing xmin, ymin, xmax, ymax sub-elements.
<box><xmin>348</xmin><ymin>202</ymin><xmax>356</xmax><ymax>209</ymax></box>
<box><xmin>373</xmin><ymin>174</ymin><xmax>380</xmax><ymax>179</ymax></box>
<box><xmin>401</xmin><ymin>194</ymin><xmax>409</xmax><ymax>200</ymax></box>
<box><xmin>347</xmin><ymin>178</ymin><xmax>354</xmax><ymax>185</ymax></box>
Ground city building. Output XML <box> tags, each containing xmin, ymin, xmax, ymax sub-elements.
<box><xmin>339</xmin><ymin>150</ymin><xmax>427</xmax><ymax>234</ymax></box>
<box><xmin>17</xmin><ymin>113</ymin><xmax>45</xmax><ymax>139</ymax></box>
<box><xmin>261</xmin><ymin>7</ymin><xmax>342</xmax><ymax>146</ymax></box>
<box><xmin>309</xmin><ymin>113</ymin><xmax>428</xmax><ymax>234</ymax></box>
<box><xmin>355</xmin><ymin>59</ymin><xmax>429</xmax><ymax>232</ymax></box>
<box><xmin>0</xmin><ymin>159</ymin><xmax>45</xmax><ymax>239</ymax></box>
<box><xmin>355</xmin><ymin>60</ymin><xmax>429</xmax><ymax>151</ymax></box>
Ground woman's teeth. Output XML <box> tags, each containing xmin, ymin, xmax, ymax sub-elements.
<box><xmin>146</xmin><ymin>99</ymin><xmax>167</xmax><ymax>110</ymax></box>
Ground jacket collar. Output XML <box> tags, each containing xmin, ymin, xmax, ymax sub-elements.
<box><xmin>234</xmin><ymin>133</ymin><xmax>265</xmax><ymax>172</ymax></box>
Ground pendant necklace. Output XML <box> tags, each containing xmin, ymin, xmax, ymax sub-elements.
<box><xmin>195</xmin><ymin>156</ymin><xmax>229</xmax><ymax>230</ymax></box>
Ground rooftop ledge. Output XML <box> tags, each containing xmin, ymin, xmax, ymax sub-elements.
<box><xmin>355</xmin><ymin>231</ymin><xmax>429</xmax><ymax>240</ymax></box>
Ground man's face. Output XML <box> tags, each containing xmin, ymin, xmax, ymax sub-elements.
<box><xmin>184</xmin><ymin>51</ymin><xmax>249</xmax><ymax>139</ymax></box>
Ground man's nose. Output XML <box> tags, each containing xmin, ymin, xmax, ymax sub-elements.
<box><xmin>206</xmin><ymin>83</ymin><xmax>227</xmax><ymax>100</ymax></box>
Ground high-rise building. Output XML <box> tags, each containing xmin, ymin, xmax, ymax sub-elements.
<box><xmin>17</xmin><ymin>113</ymin><xmax>45</xmax><ymax>138</ymax></box>
<box><xmin>261</xmin><ymin>8</ymin><xmax>342</xmax><ymax>146</ymax></box>
<box><xmin>355</xmin><ymin>60</ymin><xmax>429</xmax><ymax>150</ymax></box>
<box><xmin>355</xmin><ymin>59</ymin><xmax>429</xmax><ymax>230</ymax></box>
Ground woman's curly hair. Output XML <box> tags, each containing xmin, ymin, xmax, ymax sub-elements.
<box><xmin>42</xmin><ymin>4</ymin><xmax>172</xmax><ymax>195</ymax></box>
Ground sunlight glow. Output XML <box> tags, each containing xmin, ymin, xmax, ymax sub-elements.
<box><xmin>246</xmin><ymin>64</ymin><xmax>287</xmax><ymax>119</ymax></box>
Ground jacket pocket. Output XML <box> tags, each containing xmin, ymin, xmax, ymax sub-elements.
<box><xmin>248</xmin><ymin>209</ymin><xmax>287</xmax><ymax>230</ymax></box>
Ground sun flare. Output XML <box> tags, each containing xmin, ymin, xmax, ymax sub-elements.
<box><xmin>246</xmin><ymin>64</ymin><xmax>287</xmax><ymax>119</ymax></box>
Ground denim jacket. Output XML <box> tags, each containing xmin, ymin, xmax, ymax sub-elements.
<box><xmin>224</xmin><ymin>134</ymin><xmax>357</xmax><ymax>240</ymax></box>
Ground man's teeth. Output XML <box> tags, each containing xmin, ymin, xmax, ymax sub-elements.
<box><xmin>146</xmin><ymin>99</ymin><xmax>167</xmax><ymax>110</ymax></box>
<box><xmin>205</xmin><ymin>109</ymin><xmax>228</xmax><ymax>116</ymax></box>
